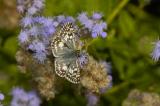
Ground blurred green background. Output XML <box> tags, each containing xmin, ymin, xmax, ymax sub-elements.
<box><xmin>0</xmin><ymin>0</ymin><xmax>160</xmax><ymax>106</ymax></box>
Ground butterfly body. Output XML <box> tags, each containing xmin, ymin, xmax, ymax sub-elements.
<box><xmin>51</xmin><ymin>22</ymin><xmax>82</xmax><ymax>84</ymax></box>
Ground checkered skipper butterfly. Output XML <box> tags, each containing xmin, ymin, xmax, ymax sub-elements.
<box><xmin>51</xmin><ymin>22</ymin><xmax>86</xmax><ymax>84</ymax></box>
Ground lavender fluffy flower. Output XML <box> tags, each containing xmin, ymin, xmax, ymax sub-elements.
<box><xmin>33</xmin><ymin>51</ymin><xmax>47</xmax><ymax>63</ymax></box>
<box><xmin>29</xmin><ymin>26</ymin><xmax>40</xmax><ymax>36</ymax></box>
<box><xmin>57</xmin><ymin>15</ymin><xmax>65</xmax><ymax>23</ymax></box>
<box><xmin>56</xmin><ymin>15</ymin><xmax>75</xmax><ymax>24</ymax></box>
<box><xmin>28</xmin><ymin>40</ymin><xmax>46</xmax><ymax>52</ymax></box>
<box><xmin>92</xmin><ymin>12</ymin><xmax>102</xmax><ymax>20</ymax></box>
<box><xmin>11</xmin><ymin>87</ymin><xmax>41</xmax><ymax>106</ymax></box>
<box><xmin>41</xmin><ymin>18</ymin><xmax>54</xmax><ymax>27</ymax></box>
<box><xmin>18</xmin><ymin>30</ymin><xmax>29</xmax><ymax>43</ymax></box>
<box><xmin>32</xmin><ymin>16</ymin><xmax>46</xmax><ymax>24</ymax></box>
<box><xmin>62</xmin><ymin>16</ymin><xmax>75</xmax><ymax>23</ymax></box>
<box><xmin>151</xmin><ymin>40</ymin><xmax>160</xmax><ymax>61</ymax></box>
<box><xmin>32</xmin><ymin>17</ymin><xmax>56</xmax><ymax>37</ymax></box>
<box><xmin>21</xmin><ymin>15</ymin><xmax>34</xmax><ymax>27</ymax></box>
<box><xmin>77</xmin><ymin>12</ymin><xmax>89</xmax><ymax>24</ymax></box>
<box><xmin>28</xmin><ymin>40</ymin><xmax>47</xmax><ymax>63</ymax></box>
<box><xmin>91</xmin><ymin>22</ymin><xmax>107</xmax><ymax>38</ymax></box>
<box><xmin>18</xmin><ymin>16</ymin><xmax>56</xmax><ymax>63</ymax></box>
<box><xmin>77</xmin><ymin>12</ymin><xmax>93</xmax><ymax>30</ymax></box>
<box><xmin>77</xmin><ymin>12</ymin><xmax>107</xmax><ymax>38</ymax></box>
<box><xmin>86</xmin><ymin>92</ymin><xmax>99</xmax><ymax>106</ymax></box>
<box><xmin>41</xmin><ymin>25</ymin><xmax>55</xmax><ymax>37</ymax></box>
<box><xmin>17</xmin><ymin>0</ymin><xmax>45</xmax><ymax>15</ymax></box>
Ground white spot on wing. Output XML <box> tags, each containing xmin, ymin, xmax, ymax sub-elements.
<box><xmin>62</xmin><ymin>65</ymin><xmax>67</xmax><ymax>70</ymax></box>
<box><xmin>59</xmin><ymin>42</ymin><xmax>64</xmax><ymax>48</ymax></box>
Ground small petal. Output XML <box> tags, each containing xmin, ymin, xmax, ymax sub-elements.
<box><xmin>43</xmin><ymin>18</ymin><xmax>54</xmax><ymax>27</ymax></box>
<box><xmin>53</xmin><ymin>21</ymin><xmax>59</xmax><ymax>27</ymax></box>
<box><xmin>77</xmin><ymin>12</ymin><xmax>88</xmax><ymax>24</ymax></box>
<box><xmin>91</xmin><ymin>32</ymin><xmax>98</xmax><ymax>38</ymax></box>
<box><xmin>34</xmin><ymin>51</ymin><xmax>47</xmax><ymax>63</ymax></box>
<box><xmin>101</xmin><ymin>32</ymin><xmax>107</xmax><ymax>38</ymax></box>
<box><xmin>66</xmin><ymin>16</ymin><xmax>75</xmax><ymax>22</ymax></box>
<box><xmin>28</xmin><ymin>6</ymin><xmax>38</xmax><ymax>15</ymax></box>
<box><xmin>91</xmin><ymin>22</ymin><xmax>107</xmax><ymax>37</ymax></box>
<box><xmin>92</xmin><ymin>12</ymin><xmax>102</xmax><ymax>20</ymax></box>
<box><xmin>57</xmin><ymin>15</ymin><xmax>65</xmax><ymax>23</ymax></box>
<box><xmin>33</xmin><ymin>16</ymin><xmax>46</xmax><ymax>24</ymax></box>
<box><xmin>28</xmin><ymin>41</ymin><xmax>46</xmax><ymax>52</ymax></box>
<box><xmin>21</xmin><ymin>16</ymin><xmax>33</xmax><ymax>27</ymax></box>
<box><xmin>84</xmin><ymin>20</ymin><xmax>94</xmax><ymax>30</ymax></box>
<box><xmin>41</xmin><ymin>26</ymin><xmax>55</xmax><ymax>37</ymax></box>
<box><xmin>29</xmin><ymin>26</ymin><xmax>40</xmax><ymax>36</ymax></box>
<box><xmin>33</xmin><ymin>0</ymin><xmax>44</xmax><ymax>9</ymax></box>
<box><xmin>18</xmin><ymin>30</ymin><xmax>29</xmax><ymax>43</ymax></box>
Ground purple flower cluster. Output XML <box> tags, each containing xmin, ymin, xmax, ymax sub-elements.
<box><xmin>17</xmin><ymin>2</ymin><xmax>108</xmax><ymax>64</ymax></box>
<box><xmin>17</xmin><ymin>0</ymin><xmax>45</xmax><ymax>15</ymax></box>
<box><xmin>11</xmin><ymin>87</ymin><xmax>41</xmax><ymax>106</ymax></box>
<box><xmin>19</xmin><ymin>16</ymin><xmax>57</xmax><ymax>62</ymax></box>
<box><xmin>18</xmin><ymin>15</ymin><xmax>77</xmax><ymax>63</ymax></box>
<box><xmin>151</xmin><ymin>40</ymin><xmax>160</xmax><ymax>61</ymax></box>
<box><xmin>77</xmin><ymin>12</ymin><xmax>107</xmax><ymax>38</ymax></box>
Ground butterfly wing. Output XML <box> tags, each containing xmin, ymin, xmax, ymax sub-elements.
<box><xmin>65</xmin><ymin>59</ymin><xmax>80</xmax><ymax>83</ymax></box>
<box><xmin>51</xmin><ymin>35</ymin><xmax>72</xmax><ymax>57</ymax></box>
<box><xmin>51</xmin><ymin>22</ymin><xmax>78</xmax><ymax>57</ymax></box>
<box><xmin>54</xmin><ymin>57</ymin><xmax>80</xmax><ymax>83</ymax></box>
<box><xmin>54</xmin><ymin>56</ymin><xmax>68</xmax><ymax>77</ymax></box>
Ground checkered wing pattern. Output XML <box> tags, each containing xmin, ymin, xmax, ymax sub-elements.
<box><xmin>51</xmin><ymin>22</ymin><xmax>80</xmax><ymax>84</ymax></box>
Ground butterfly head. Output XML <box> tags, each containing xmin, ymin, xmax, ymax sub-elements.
<box><xmin>62</xmin><ymin>22</ymin><xmax>78</xmax><ymax>33</ymax></box>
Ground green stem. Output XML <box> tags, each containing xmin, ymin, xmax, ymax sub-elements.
<box><xmin>106</xmin><ymin>79</ymin><xmax>139</xmax><ymax>95</ymax></box>
<box><xmin>107</xmin><ymin>81</ymin><xmax>130</xmax><ymax>94</ymax></box>
<box><xmin>107</xmin><ymin>0</ymin><xmax>129</xmax><ymax>25</ymax></box>
<box><xmin>85</xmin><ymin>38</ymin><xmax>99</xmax><ymax>51</ymax></box>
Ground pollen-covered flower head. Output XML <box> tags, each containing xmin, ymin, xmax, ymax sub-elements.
<box><xmin>81</xmin><ymin>56</ymin><xmax>112</xmax><ymax>93</ymax></box>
